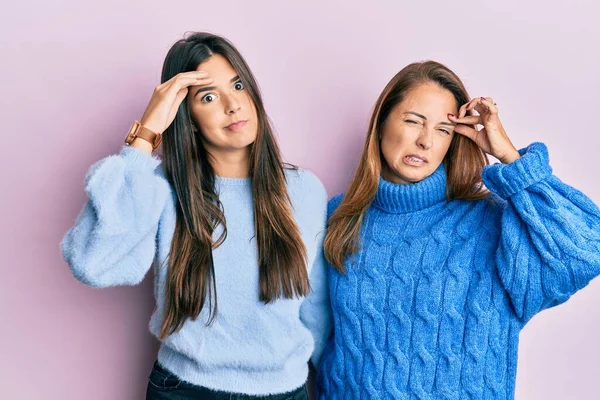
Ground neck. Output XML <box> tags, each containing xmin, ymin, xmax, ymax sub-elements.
<box><xmin>381</xmin><ymin>164</ymin><xmax>412</xmax><ymax>184</ymax></box>
<box><xmin>373</xmin><ymin>163</ymin><xmax>448</xmax><ymax>214</ymax></box>
<box><xmin>206</xmin><ymin>147</ymin><xmax>251</xmax><ymax>178</ymax></box>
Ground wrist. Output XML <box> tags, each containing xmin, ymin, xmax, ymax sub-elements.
<box><xmin>129</xmin><ymin>138</ymin><xmax>153</xmax><ymax>154</ymax></box>
<box><xmin>499</xmin><ymin>149</ymin><xmax>521</xmax><ymax>164</ymax></box>
<box><xmin>139</xmin><ymin>118</ymin><xmax>162</xmax><ymax>135</ymax></box>
<box><xmin>124</xmin><ymin>120</ymin><xmax>162</xmax><ymax>151</ymax></box>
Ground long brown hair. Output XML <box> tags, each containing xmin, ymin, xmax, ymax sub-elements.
<box><xmin>324</xmin><ymin>61</ymin><xmax>489</xmax><ymax>273</ymax></box>
<box><xmin>158</xmin><ymin>32</ymin><xmax>309</xmax><ymax>339</ymax></box>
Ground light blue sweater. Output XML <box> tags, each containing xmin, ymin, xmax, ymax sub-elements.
<box><xmin>317</xmin><ymin>143</ymin><xmax>600</xmax><ymax>399</ymax></box>
<box><xmin>61</xmin><ymin>146</ymin><xmax>332</xmax><ymax>396</ymax></box>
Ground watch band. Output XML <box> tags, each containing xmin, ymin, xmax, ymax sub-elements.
<box><xmin>125</xmin><ymin>120</ymin><xmax>162</xmax><ymax>151</ymax></box>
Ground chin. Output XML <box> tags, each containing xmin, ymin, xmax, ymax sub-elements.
<box><xmin>224</xmin><ymin>131</ymin><xmax>257</xmax><ymax>149</ymax></box>
<box><xmin>392</xmin><ymin>166</ymin><xmax>433</xmax><ymax>184</ymax></box>
<box><xmin>237</xmin><ymin>134</ymin><xmax>258</xmax><ymax>148</ymax></box>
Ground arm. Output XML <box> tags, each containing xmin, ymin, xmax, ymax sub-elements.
<box><xmin>483</xmin><ymin>142</ymin><xmax>600</xmax><ymax>324</ymax></box>
<box><xmin>60</xmin><ymin>146</ymin><xmax>171</xmax><ymax>288</ymax></box>
<box><xmin>300</xmin><ymin>242</ymin><xmax>332</xmax><ymax>368</ymax></box>
<box><xmin>299</xmin><ymin>173</ymin><xmax>333</xmax><ymax>368</ymax></box>
<box><xmin>61</xmin><ymin>70</ymin><xmax>216</xmax><ymax>287</ymax></box>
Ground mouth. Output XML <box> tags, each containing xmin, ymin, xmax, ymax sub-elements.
<box><xmin>224</xmin><ymin>120</ymin><xmax>248</xmax><ymax>131</ymax></box>
<box><xmin>403</xmin><ymin>154</ymin><xmax>428</xmax><ymax>166</ymax></box>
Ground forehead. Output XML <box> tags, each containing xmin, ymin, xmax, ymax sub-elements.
<box><xmin>195</xmin><ymin>54</ymin><xmax>238</xmax><ymax>81</ymax></box>
<box><xmin>397</xmin><ymin>83</ymin><xmax>458</xmax><ymax>114</ymax></box>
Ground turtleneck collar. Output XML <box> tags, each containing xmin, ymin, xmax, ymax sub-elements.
<box><xmin>373</xmin><ymin>164</ymin><xmax>448</xmax><ymax>214</ymax></box>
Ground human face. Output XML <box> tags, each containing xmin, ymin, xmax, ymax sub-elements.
<box><xmin>187</xmin><ymin>54</ymin><xmax>258</xmax><ymax>156</ymax></box>
<box><xmin>380</xmin><ymin>83</ymin><xmax>458</xmax><ymax>184</ymax></box>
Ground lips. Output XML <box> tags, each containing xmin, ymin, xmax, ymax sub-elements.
<box><xmin>406</xmin><ymin>154</ymin><xmax>428</xmax><ymax>163</ymax></box>
<box><xmin>225</xmin><ymin>120</ymin><xmax>248</xmax><ymax>131</ymax></box>
<box><xmin>403</xmin><ymin>154</ymin><xmax>428</xmax><ymax>167</ymax></box>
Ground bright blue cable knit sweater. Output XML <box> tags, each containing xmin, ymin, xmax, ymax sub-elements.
<box><xmin>317</xmin><ymin>142</ymin><xmax>600</xmax><ymax>399</ymax></box>
<box><xmin>61</xmin><ymin>146</ymin><xmax>332</xmax><ymax>396</ymax></box>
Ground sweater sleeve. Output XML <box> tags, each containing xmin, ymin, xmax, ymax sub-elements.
<box><xmin>483</xmin><ymin>142</ymin><xmax>600</xmax><ymax>324</ymax></box>
<box><xmin>299</xmin><ymin>173</ymin><xmax>333</xmax><ymax>368</ymax></box>
<box><xmin>60</xmin><ymin>146</ymin><xmax>171</xmax><ymax>288</ymax></box>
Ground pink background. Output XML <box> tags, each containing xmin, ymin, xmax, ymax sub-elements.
<box><xmin>2</xmin><ymin>0</ymin><xmax>599</xmax><ymax>399</ymax></box>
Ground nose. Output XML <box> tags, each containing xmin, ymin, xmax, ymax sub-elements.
<box><xmin>224</xmin><ymin>93</ymin><xmax>241</xmax><ymax>115</ymax></box>
<box><xmin>416</xmin><ymin>127</ymin><xmax>433</xmax><ymax>150</ymax></box>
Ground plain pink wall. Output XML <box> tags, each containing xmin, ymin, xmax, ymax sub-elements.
<box><xmin>2</xmin><ymin>0</ymin><xmax>599</xmax><ymax>399</ymax></box>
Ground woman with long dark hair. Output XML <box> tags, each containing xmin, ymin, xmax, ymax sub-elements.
<box><xmin>61</xmin><ymin>32</ymin><xmax>330</xmax><ymax>399</ymax></box>
<box><xmin>318</xmin><ymin>61</ymin><xmax>600</xmax><ymax>399</ymax></box>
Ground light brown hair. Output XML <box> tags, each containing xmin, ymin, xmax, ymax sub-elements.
<box><xmin>324</xmin><ymin>61</ymin><xmax>489</xmax><ymax>273</ymax></box>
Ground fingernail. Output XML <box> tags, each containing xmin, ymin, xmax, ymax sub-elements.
<box><xmin>480</xmin><ymin>97</ymin><xmax>486</xmax><ymax>101</ymax></box>
<box><xmin>448</xmin><ymin>113</ymin><xmax>455</xmax><ymax>118</ymax></box>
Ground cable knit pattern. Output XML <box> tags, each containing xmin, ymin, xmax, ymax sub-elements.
<box><xmin>61</xmin><ymin>146</ymin><xmax>332</xmax><ymax>396</ymax></box>
<box><xmin>317</xmin><ymin>142</ymin><xmax>600</xmax><ymax>399</ymax></box>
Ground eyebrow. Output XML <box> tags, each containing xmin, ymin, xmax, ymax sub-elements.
<box><xmin>194</xmin><ymin>75</ymin><xmax>241</xmax><ymax>98</ymax></box>
<box><xmin>404</xmin><ymin>111</ymin><xmax>455</xmax><ymax>127</ymax></box>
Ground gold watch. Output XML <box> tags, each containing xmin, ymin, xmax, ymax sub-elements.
<box><xmin>124</xmin><ymin>121</ymin><xmax>162</xmax><ymax>151</ymax></box>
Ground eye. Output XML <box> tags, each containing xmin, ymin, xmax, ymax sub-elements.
<box><xmin>201</xmin><ymin>93</ymin><xmax>217</xmax><ymax>103</ymax></box>
<box><xmin>439</xmin><ymin>128</ymin><xmax>451</xmax><ymax>135</ymax></box>
<box><xmin>233</xmin><ymin>80</ymin><xmax>245</xmax><ymax>91</ymax></box>
<box><xmin>405</xmin><ymin>119</ymin><xmax>418</xmax><ymax>124</ymax></box>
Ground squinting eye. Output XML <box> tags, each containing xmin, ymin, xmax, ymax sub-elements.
<box><xmin>234</xmin><ymin>81</ymin><xmax>244</xmax><ymax>90</ymax></box>
<box><xmin>201</xmin><ymin>93</ymin><xmax>217</xmax><ymax>103</ymax></box>
<box><xmin>440</xmin><ymin>129</ymin><xmax>451</xmax><ymax>135</ymax></box>
<box><xmin>405</xmin><ymin>120</ymin><xmax>418</xmax><ymax>124</ymax></box>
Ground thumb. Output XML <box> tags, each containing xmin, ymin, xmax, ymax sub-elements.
<box><xmin>167</xmin><ymin>88</ymin><xmax>189</xmax><ymax>125</ymax></box>
<box><xmin>453</xmin><ymin>124</ymin><xmax>479</xmax><ymax>142</ymax></box>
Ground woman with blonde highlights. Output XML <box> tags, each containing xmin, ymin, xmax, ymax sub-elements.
<box><xmin>317</xmin><ymin>61</ymin><xmax>600</xmax><ymax>399</ymax></box>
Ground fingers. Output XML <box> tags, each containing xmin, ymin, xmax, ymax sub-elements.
<box><xmin>157</xmin><ymin>71</ymin><xmax>213</xmax><ymax>93</ymax></box>
<box><xmin>172</xmin><ymin>87</ymin><xmax>189</xmax><ymax>110</ymax></box>
<box><xmin>459</xmin><ymin>96</ymin><xmax>498</xmax><ymax>118</ymax></box>
<box><xmin>448</xmin><ymin>114</ymin><xmax>480</xmax><ymax>125</ymax></box>
<box><xmin>466</xmin><ymin>98</ymin><xmax>484</xmax><ymax>113</ymax></box>
<box><xmin>453</xmin><ymin>123</ymin><xmax>481</xmax><ymax>141</ymax></box>
<box><xmin>142</xmin><ymin>72</ymin><xmax>211</xmax><ymax>134</ymax></box>
<box><xmin>166</xmin><ymin>87</ymin><xmax>189</xmax><ymax>125</ymax></box>
<box><xmin>174</xmin><ymin>87</ymin><xmax>189</xmax><ymax>103</ymax></box>
<box><xmin>458</xmin><ymin>97</ymin><xmax>482</xmax><ymax>118</ymax></box>
<box><xmin>478</xmin><ymin>96</ymin><xmax>499</xmax><ymax>114</ymax></box>
<box><xmin>170</xmin><ymin>74</ymin><xmax>213</xmax><ymax>92</ymax></box>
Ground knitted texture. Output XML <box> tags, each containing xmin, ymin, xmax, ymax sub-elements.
<box><xmin>61</xmin><ymin>146</ymin><xmax>332</xmax><ymax>396</ymax></box>
<box><xmin>318</xmin><ymin>142</ymin><xmax>600</xmax><ymax>399</ymax></box>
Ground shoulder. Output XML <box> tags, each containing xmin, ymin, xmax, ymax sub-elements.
<box><xmin>452</xmin><ymin>190</ymin><xmax>507</xmax><ymax>213</ymax></box>
<box><xmin>285</xmin><ymin>167</ymin><xmax>328</xmax><ymax>205</ymax></box>
<box><xmin>327</xmin><ymin>193</ymin><xmax>345</xmax><ymax>219</ymax></box>
<box><xmin>285</xmin><ymin>168</ymin><xmax>329</xmax><ymax>231</ymax></box>
<box><xmin>455</xmin><ymin>192</ymin><xmax>506</xmax><ymax>235</ymax></box>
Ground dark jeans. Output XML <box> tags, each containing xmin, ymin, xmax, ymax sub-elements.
<box><xmin>146</xmin><ymin>361</ymin><xmax>309</xmax><ymax>400</ymax></box>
